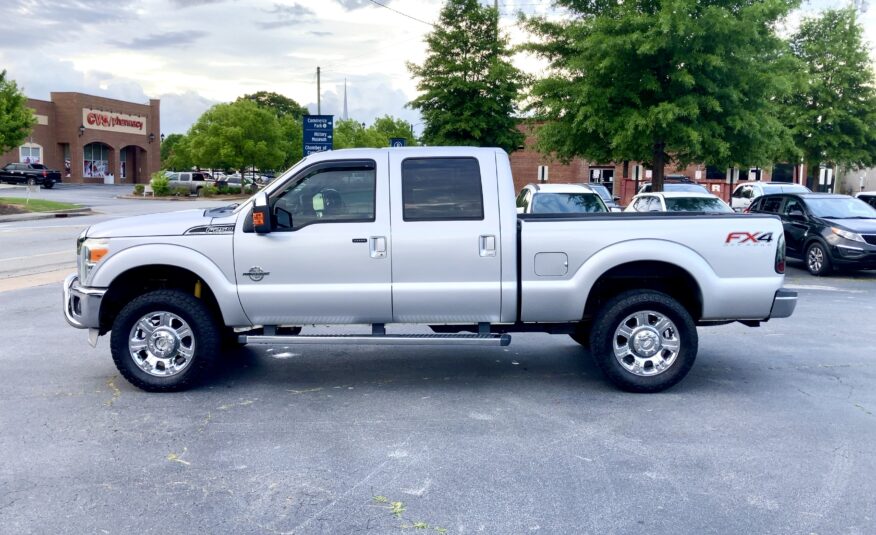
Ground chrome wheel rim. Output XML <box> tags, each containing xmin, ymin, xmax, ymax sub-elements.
<box><xmin>613</xmin><ymin>310</ymin><xmax>680</xmax><ymax>377</ymax></box>
<box><xmin>808</xmin><ymin>246</ymin><xmax>824</xmax><ymax>273</ymax></box>
<box><xmin>128</xmin><ymin>311</ymin><xmax>195</xmax><ymax>377</ymax></box>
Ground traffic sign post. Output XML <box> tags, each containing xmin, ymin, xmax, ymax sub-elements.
<box><xmin>303</xmin><ymin>115</ymin><xmax>334</xmax><ymax>156</ymax></box>
<box><xmin>389</xmin><ymin>137</ymin><xmax>407</xmax><ymax>147</ymax></box>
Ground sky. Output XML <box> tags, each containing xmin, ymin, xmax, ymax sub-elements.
<box><xmin>1</xmin><ymin>0</ymin><xmax>873</xmax><ymax>136</ymax></box>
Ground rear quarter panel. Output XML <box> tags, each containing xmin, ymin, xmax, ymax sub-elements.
<box><xmin>519</xmin><ymin>214</ymin><xmax>785</xmax><ymax>322</ymax></box>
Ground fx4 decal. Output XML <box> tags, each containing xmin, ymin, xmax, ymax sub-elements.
<box><xmin>725</xmin><ymin>232</ymin><xmax>774</xmax><ymax>245</ymax></box>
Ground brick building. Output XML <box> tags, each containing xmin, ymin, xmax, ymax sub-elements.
<box><xmin>0</xmin><ymin>92</ymin><xmax>160</xmax><ymax>184</ymax></box>
<box><xmin>508</xmin><ymin>123</ymin><xmax>809</xmax><ymax>205</ymax></box>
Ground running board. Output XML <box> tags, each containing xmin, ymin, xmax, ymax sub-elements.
<box><xmin>240</xmin><ymin>333</ymin><xmax>511</xmax><ymax>347</ymax></box>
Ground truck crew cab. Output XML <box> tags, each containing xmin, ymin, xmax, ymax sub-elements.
<box><xmin>64</xmin><ymin>148</ymin><xmax>796</xmax><ymax>393</ymax></box>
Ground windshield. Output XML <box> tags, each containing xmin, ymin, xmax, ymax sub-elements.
<box><xmin>589</xmin><ymin>185</ymin><xmax>612</xmax><ymax>202</ymax></box>
<box><xmin>807</xmin><ymin>197</ymin><xmax>876</xmax><ymax>218</ymax></box>
<box><xmin>664</xmin><ymin>197</ymin><xmax>733</xmax><ymax>213</ymax></box>
<box><xmin>763</xmin><ymin>184</ymin><xmax>809</xmax><ymax>194</ymax></box>
<box><xmin>666</xmin><ymin>183</ymin><xmax>709</xmax><ymax>193</ymax></box>
<box><xmin>531</xmin><ymin>192</ymin><xmax>607</xmax><ymax>214</ymax></box>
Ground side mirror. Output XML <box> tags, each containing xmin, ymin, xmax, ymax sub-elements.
<box><xmin>251</xmin><ymin>192</ymin><xmax>271</xmax><ymax>234</ymax></box>
<box><xmin>612</xmin><ymin>196</ymin><xmax>621</xmax><ymax>202</ymax></box>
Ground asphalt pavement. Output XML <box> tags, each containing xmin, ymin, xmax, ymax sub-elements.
<box><xmin>1</xmin><ymin>187</ymin><xmax>875</xmax><ymax>533</ymax></box>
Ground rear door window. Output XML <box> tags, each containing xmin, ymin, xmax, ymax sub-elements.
<box><xmin>759</xmin><ymin>196</ymin><xmax>783</xmax><ymax>213</ymax></box>
<box><xmin>401</xmin><ymin>158</ymin><xmax>483</xmax><ymax>221</ymax></box>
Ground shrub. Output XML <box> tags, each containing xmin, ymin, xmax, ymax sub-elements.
<box><xmin>150</xmin><ymin>171</ymin><xmax>171</xmax><ymax>196</ymax></box>
<box><xmin>133</xmin><ymin>184</ymin><xmax>144</xmax><ymax>195</ymax></box>
<box><xmin>201</xmin><ymin>184</ymin><xmax>217</xmax><ymax>197</ymax></box>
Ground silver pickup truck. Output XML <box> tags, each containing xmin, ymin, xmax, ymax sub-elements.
<box><xmin>63</xmin><ymin>147</ymin><xmax>796</xmax><ymax>393</ymax></box>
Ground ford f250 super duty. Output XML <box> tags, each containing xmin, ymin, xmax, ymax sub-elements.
<box><xmin>63</xmin><ymin>147</ymin><xmax>797</xmax><ymax>393</ymax></box>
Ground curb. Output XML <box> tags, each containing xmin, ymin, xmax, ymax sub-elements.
<box><xmin>116</xmin><ymin>195</ymin><xmax>251</xmax><ymax>201</ymax></box>
<box><xmin>0</xmin><ymin>207</ymin><xmax>94</xmax><ymax>223</ymax></box>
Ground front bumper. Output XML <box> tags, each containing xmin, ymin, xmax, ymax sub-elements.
<box><xmin>768</xmin><ymin>288</ymin><xmax>797</xmax><ymax>319</ymax></box>
<box><xmin>63</xmin><ymin>274</ymin><xmax>106</xmax><ymax>329</ymax></box>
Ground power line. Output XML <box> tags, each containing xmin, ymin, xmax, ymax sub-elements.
<box><xmin>367</xmin><ymin>0</ymin><xmax>435</xmax><ymax>27</ymax></box>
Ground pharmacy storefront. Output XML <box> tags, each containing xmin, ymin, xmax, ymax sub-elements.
<box><xmin>0</xmin><ymin>92</ymin><xmax>161</xmax><ymax>184</ymax></box>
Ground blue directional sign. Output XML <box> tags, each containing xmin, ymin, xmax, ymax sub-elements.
<box><xmin>303</xmin><ymin>115</ymin><xmax>333</xmax><ymax>156</ymax></box>
<box><xmin>389</xmin><ymin>137</ymin><xmax>407</xmax><ymax>147</ymax></box>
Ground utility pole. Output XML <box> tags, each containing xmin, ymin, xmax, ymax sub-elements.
<box><xmin>317</xmin><ymin>66</ymin><xmax>321</xmax><ymax>115</ymax></box>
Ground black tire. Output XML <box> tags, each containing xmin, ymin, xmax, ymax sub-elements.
<box><xmin>569</xmin><ymin>322</ymin><xmax>590</xmax><ymax>346</ymax></box>
<box><xmin>589</xmin><ymin>290</ymin><xmax>697</xmax><ymax>393</ymax></box>
<box><xmin>110</xmin><ymin>290</ymin><xmax>221</xmax><ymax>392</ymax></box>
<box><xmin>805</xmin><ymin>242</ymin><xmax>832</xmax><ymax>276</ymax></box>
<box><xmin>42</xmin><ymin>179</ymin><xmax>54</xmax><ymax>189</ymax></box>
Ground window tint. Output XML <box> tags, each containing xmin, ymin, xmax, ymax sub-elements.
<box><xmin>782</xmin><ymin>198</ymin><xmax>804</xmax><ymax>216</ymax></box>
<box><xmin>664</xmin><ymin>197</ymin><xmax>733</xmax><ymax>213</ymax></box>
<box><xmin>530</xmin><ymin>192</ymin><xmax>606</xmax><ymax>214</ymax></box>
<box><xmin>516</xmin><ymin>189</ymin><xmax>530</xmax><ymax>212</ymax></box>
<box><xmin>402</xmin><ymin>158</ymin><xmax>483</xmax><ymax>221</ymax></box>
<box><xmin>859</xmin><ymin>195</ymin><xmax>876</xmax><ymax>209</ymax></box>
<box><xmin>272</xmin><ymin>161</ymin><xmax>376</xmax><ymax>231</ymax></box>
<box><xmin>759</xmin><ymin>196</ymin><xmax>783</xmax><ymax>213</ymax></box>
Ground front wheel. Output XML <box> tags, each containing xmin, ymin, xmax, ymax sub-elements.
<box><xmin>806</xmin><ymin>242</ymin><xmax>832</xmax><ymax>276</ymax></box>
<box><xmin>110</xmin><ymin>290</ymin><xmax>221</xmax><ymax>392</ymax></box>
<box><xmin>42</xmin><ymin>179</ymin><xmax>55</xmax><ymax>189</ymax></box>
<box><xmin>589</xmin><ymin>291</ymin><xmax>697</xmax><ymax>393</ymax></box>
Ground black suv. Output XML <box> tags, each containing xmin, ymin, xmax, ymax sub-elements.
<box><xmin>0</xmin><ymin>163</ymin><xmax>62</xmax><ymax>188</ymax></box>
<box><xmin>749</xmin><ymin>193</ymin><xmax>876</xmax><ymax>275</ymax></box>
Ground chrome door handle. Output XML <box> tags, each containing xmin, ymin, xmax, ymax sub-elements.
<box><xmin>479</xmin><ymin>235</ymin><xmax>496</xmax><ymax>257</ymax></box>
<box><xmin>370</xmin><ymin>236</ymin><xmax>386</xmax><ymax>259</ymax></box>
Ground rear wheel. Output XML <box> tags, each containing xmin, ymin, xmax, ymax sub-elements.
<box><xmin>806</xmin><ymin>242</ymin><xmax>832</xmax><ymax>276</ymax></box>
<box><xmin>110</xmin><ymin>290</ymin><xmax>220</xmax><ymax>392</ymax></box>
<box><xmin>589</xmin><ymin>290</ymin><xmax>697</xmax><ymax>393</ymax></box>
<box><xmin>42</xmin><ymin>178</ymin><xmax>55</xmax><ymax>189</ymax></box>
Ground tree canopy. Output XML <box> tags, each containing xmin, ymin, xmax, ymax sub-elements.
<box><xmin>0</xmin><ymin>70</ymin><xmax>35</xmax><ymax>155</ymax></box>
<box><xmin>525</xmin><ymin>0</ymin><xmax>799</xmax><ymax>190</ymax></box>
<box><xmin>334</xmin><ymin>116</ymin><xmax>418</xmax><ymax>149</ymax></box>
<box><xmin>159</xmin><ymin>133</ymin><xmax>194</xmax><ymax>170</ymax></box>
<box><xmin>187</xmin><ymin>100</ymin><xmax>289</xmax><ymax>171</ymax></box>
<box><xmin>408</xmin><ymin>0</ymin><xmax>525</xmax><ymax>153</ymax></box>
<box><xmin>786</xmin><ymin>7</ymin><xmax>876</xmax><ymax>172</ymax></box>
<box><xmin>239</xmin><ymin>91</ymin><xmax>309</xmax><ymax>120</ymax></box>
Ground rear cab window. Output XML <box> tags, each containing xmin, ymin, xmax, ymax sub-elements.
<box><xmin>401</xmin><ymin>158</ymin><xmax>483</xmax><ymax>221</ymax></box>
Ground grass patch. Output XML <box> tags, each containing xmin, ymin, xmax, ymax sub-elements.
<box><xmin>0</xmin><ymin>197</ymin><xmax>82</xmax><ymax>213</ymax></box>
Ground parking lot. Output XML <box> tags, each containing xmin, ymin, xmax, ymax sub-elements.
<box><xmin>0</xmin><ymin>263</ymin><xmax>873</xmax><ymax>534</ymax></box>
<box><xmin>1</xmin><ymin>187</ymin><xmax>875</xmax><ymax>533</ymax></box>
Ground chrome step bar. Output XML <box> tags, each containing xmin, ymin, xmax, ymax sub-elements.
<box><xmin>240</xmin><ymin>333</ymin><xmax>511</xmax><ymax>347</ymax></box>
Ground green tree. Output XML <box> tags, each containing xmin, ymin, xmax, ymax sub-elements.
<box><xmin>279</xmin><ymin>114</ymin><xmax>303</xmax><ymax>168</ymax></box>
<box><xmin>239</xmin><ymin>91</ymin><xmax>309</xmax><ymax>120</ymax></box>
<box><xmin>370</xmin><ymin>115</ymin><xmax>418</xmax><ymax>147</ymax></box>
<box><xmin>187</xmin><ymin>100</ymin><xmax>289</xmax><ymax>172</ymax></box>
<box><xmin>787</xmin><ymin>7</ymin><xmax>876</xmax><ymax>175</ymax></box>
<box><xmin>160</xmin><ymin>133</ymin><xmax>194</xmax><ymax>170</ymax></box>
<box><xmin>408</xmin><ymin>0</ymin><xmax>525</xmax><ymax>153</ymax></box>
<box><xmin>0</xmin><ymin>70</ymin><xmax>35</xmax><ymax>154</ymax></box>
<box><xmin>525</xmin><ymin>0</ymin><xmax>798</xmax><ymax>191</ymax></box>
<box><xmin>333</xmin><ymin>119</ymin><xmax>372</xmax><ymax>149</ymax></box>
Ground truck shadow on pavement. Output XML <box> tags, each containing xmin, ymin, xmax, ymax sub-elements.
<box><xmin>203</xmin><ymin>340</ymin><xmax>746</xmax><ymax>395</ymax></box>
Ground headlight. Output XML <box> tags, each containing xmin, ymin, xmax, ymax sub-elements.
<box><xmin>831</xmin><ymin>227</ymin><xmax>865</xmax><ymax>243</ymax></box>
<box><xmin>78</xmin><ymin>238</ymin><xmax>110</xmax><ymax>282</ymax></box>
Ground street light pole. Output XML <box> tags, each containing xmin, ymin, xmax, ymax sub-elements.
<box><xmin>317</xmin><ymin>66</ymin><xmax>321</xmax><ymax>115</ymax></box>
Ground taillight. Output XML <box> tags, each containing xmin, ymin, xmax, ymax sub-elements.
<box><xmin>775</xmin><ymin>233</ymin><xmax>786</xmax><ymax>274</ymax></box>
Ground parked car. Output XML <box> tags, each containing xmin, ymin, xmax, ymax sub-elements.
<box><xmin>216</xmin><ymin>175</ymin><xmax>258</xmax><ymax>191</ymax></box>
<box><xmin>162</xmin><ymin>171</ymin><xmax>213</xmax><ymax>195</ymax></box>
<box><xmin>64</xmin><ymin>147</ymin><xmax>795</xmax><ymax>394</ymax></box>
<box><xmin>856</xmin><ymin>191</ymin><xmax>876</xmax><ymax>209</ymax></box>
<box><xmin>748</xmin><ymin>192</ymin><xmax>876</xmax><ymax>275</ymax></box>
<box><xmin>637</xmin><ymin>182</ymin><xmax>710</xmax><ymax>194</ymax></box>
<box><xmin>0</xmin><ymin>162</ymin><xmax>62</xmax><ymax>188</ymax></box>
<box><xmin>587</xmin><ymin>184</ymin><xmax>622</xmax><ymax>211</ymax></box>
<box><xmin>731</xmin><ymin>182</ymin><xmax>811</xmax><ymax>212</ymax></box>
<box><xmin>625</xmin><ymin>192</ymin><xmax>734</xmax><ymax>213</ymax></box>
<box><xmin>516</xmin><ymin>183</ymin><xmax>608</xmax><ymax>214</ymax></box>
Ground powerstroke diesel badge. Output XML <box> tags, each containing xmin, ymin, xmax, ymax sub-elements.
<box><xmin>242</xmin><ymin>267</ymin><xmax>270</xmax><ymax>282</ymax></box>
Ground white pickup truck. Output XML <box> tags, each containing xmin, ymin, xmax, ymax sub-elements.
<box><xmin>63</xmin><ymin>147</ymin><xmax>796</xmax><ymax>393</ymax></box>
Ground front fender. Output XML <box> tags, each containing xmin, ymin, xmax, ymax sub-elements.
<box><xmin>89</xmin><ymin>243</ymin><xmax>248</xmax><ymax>326</ymax></box>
